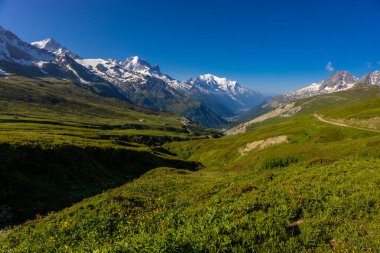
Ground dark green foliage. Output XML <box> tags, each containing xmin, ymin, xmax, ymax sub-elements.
<box><xmin>0</xmin><ymin>143</ymin><xmax>201</xmax><ymax>228</ymax></box>
<box><xmin>261</xmin><ymin>156</ymin><xmax>298</xmax><ymax>169</ymax></box>
<box><xmin>315</xmin><ymin>129</ymin><xmax>345</xmax><ymax>143</ymax></box>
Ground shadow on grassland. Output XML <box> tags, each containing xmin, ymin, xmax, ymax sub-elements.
<box><xmin>0</xmin><ymin>143</ymin><xmax>202</xmax><ymax>228</ymax></box>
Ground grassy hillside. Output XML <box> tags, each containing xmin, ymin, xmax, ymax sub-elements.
<box><xmin>240</xmin><ymin>85</ymin><xmax>380</xmax><ymax>133</ymax></box>
<box><xmin>0</xmin><ymin>76</ymin><xmax>217</xmax><ymax>144</ymax></box>
<box><xmin>318</xmin><ymin>91</ymin><xmax>380</xmax><ymax>130</ymax></box>
<box><xmin>295</xmin><ymin>84</ymin><xmax>380</xmax><ymax>116</ymax></box>
<box><xmin>0</xmin><ymin>76</ymin><xmax>215</xmax><ymax>228</ymax></box>
<box><xmin>1</xmin><ymin>96</ymin><xmax>380</xmax><ymax>252</ymax></box>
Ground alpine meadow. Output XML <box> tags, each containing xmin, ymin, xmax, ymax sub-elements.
<box><xmin>0</xmin><ymin>1</ymin><xmax>380</xmax><ymax>252</ymax></box>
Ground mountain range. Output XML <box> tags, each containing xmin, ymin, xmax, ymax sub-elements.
<box><xmin>266</xmin><ymin>70</ymin><xmax>380</xmax><ymax>108</ymax></box>
<box><xmin>2</xmin><ymin>25</ymin><xmax>380</xmax><ymax>128</ymax></box>
<box><xmin>0</xmin><ymin>26</ymin><xmax>266</xmax><ymax>127</ymax></box>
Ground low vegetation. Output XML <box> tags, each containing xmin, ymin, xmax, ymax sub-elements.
<box><xmin>0</xmin><ymin>77</ymin><xmax>379</xmax><ymax>252</ymax></box>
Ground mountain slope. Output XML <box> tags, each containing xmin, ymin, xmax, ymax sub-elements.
<box><xmin>186</xmin><ymin>74</ymin><xmax>266</xmax><ymax>118</ymax></box>
<box><xmin>358</xmin><ymin>71</ymin><xmax>380</xmax><ymax>85</ymax></box>
<box><xmin>31</xmin><ymin>38</ymin><xmax>80</xmax><ymax>59</ymax></box>
<box><xmin>0</xmin><ymin>26</ymin><xmax>220</xmax><ymax>127</ymax></box>
<box><xmin>0</xmin><ymin>26</ymin><xmax>54</xmax><ymax>64</ymax></box>
<box><xmin>265</xmin><ymin>71</ymin><xmax>379</xmax><ymax>108</ymax></box>
<box><xmin>2</xmin><ymin>94</ymin><xmax>380</xmax><ymax>252</ymax></box>
<box><xmin>227</xmin><ymin>84</ymin><xmax>380</xmax><ymax>135</ymax></box>
<box><xmin>31</xmin><ymin>35</ymin><xmax>265</xmax><ymax>126</ymax></box>
<box><xmin>0</xmin><ymin>74</ymin><xmax>216</xmax><ymax>227</ymax></box>
<box><xmin>30</xmin><ymin>37</ymin><xmax>227</xmax><ymax>127</ymax></box>
<box><xmin>0</xmin><ymin>26</ymin><xmax>123</xmax><ymax>100</ymax></box>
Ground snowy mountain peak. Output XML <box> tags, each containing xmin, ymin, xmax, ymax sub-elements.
<box><xmin>32</xmin><ymin>38</ymin><xmax>61</xmax><ymax>52</ymax></box>
<box><xmin>319</xmin><ymin>71</ymin><xmax>358</xmax><ymax>91</ymax></box>
<box><xmin>0</xmin><ymin>26</ymin><xmax>54</xmax><ymax>64</ymax></box>
<box><xmin>267</xmin><ymin>71</ymin><xmax>364</xmax><ymax>108</ymax></box>
<box><xmin>122</xmin><ymin>56</ymin><xmax>158</xmax><ymax>73</ymax></box>
<box><xmin>31</xmin><ymin>38</ymin><xmax>80</xmax><ymax>59</ymax></box>
<box><xmin>191</xmin><ymin>74</ymin><xmax>241</xmax><ymax>94</ymax></box>
<box><xmin>358</xmin><ymin>70</ymin><xmax>380</xmax><ymax>85</ymax></box>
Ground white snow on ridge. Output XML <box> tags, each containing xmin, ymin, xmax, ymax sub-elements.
<box><xmin>198</xmin><ymin>74</ymin><xmax>239</xmax><ymax>93</ymax></box>
<box><xmin>278</xmin><ymin>71</ymin><xmax>363</xmax><ymax>105</ymax></box>
<box><xmin>76</xmin><ymin>57</ymin><xmax>191</xmax><ymax>93</ymax></box>
<box><xmin>66</xmin><ymin>64</ymin><xmax>89</xmax><ymax>84</ymax></box>
<box><xmin>370</xmin><ymin>71</ymin><xmax>380</xmax><ymax>84</ymax></box>
<box><xmin>189</xmin><ymin>73</ymin><xmax>251</xmax><ymax>96</ymax></box>
<box><xmin>31</xmin><ymin>38</ymin><xmax>80</xmax><ymax>59</ymax></box>
<box><xmin>285</xmin><ymin>82</ymin><xmax>322</xmax><ymax>98</ymax></box>
<box><xmin>0</xmin><ymin>27</ymin><xmax>54</xmax><ymax>65</ymax></box>
<box><xmin>0</xmin><ymin>68</ymin><xmax>8</xmax><ymax>76</ymax></box>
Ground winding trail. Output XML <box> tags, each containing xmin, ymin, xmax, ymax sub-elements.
<box><xmin>314</xmin><ymin>114</ymin><xmax>380</xmax><ymax>133</ymax></box>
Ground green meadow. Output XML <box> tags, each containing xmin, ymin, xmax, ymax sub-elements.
<box><xmin>0</xmin><ymin>77</ymin><xmax>380</xmax><ymax>252</ymax></box>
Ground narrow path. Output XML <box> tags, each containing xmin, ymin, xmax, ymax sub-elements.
<box><xmin>314</xmin><ymin>114</ymin><xmax>380</xmax><ymax>133</ymax></box>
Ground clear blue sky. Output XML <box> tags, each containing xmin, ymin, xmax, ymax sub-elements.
<box><xmin>1</xmin><ymin>0</ymin><xmax>380</xmax><ymax>94</ymax></box>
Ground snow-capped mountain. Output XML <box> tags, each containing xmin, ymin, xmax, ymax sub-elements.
<box><xmin>0</xmin><ymin>67</ymin><xmax>8</xmax><ymax>76</ymax></box>
<box><xmin>0</xmin><ymin>26</ymin><xmax>126</xmax><ymax>99</ymax></box>
<box><xmin>0</xmin><ymin>26</ymin><xmax>225</xmax><ymax>126</ymax></box>
<box><xmin>31</xmin><ymin>38</ymin><xmax>80</xmax><ymax>59</ymax></box>
<box><xmin>0</xmin><ymin>26</ymin><xmax>266</xmax><ymax>127</ymax></box>
<box><xmin>319</xmin><ymin>71</ymin><xmax>358</xmax><ymax>91</ymax></box>
<box><xmin>188</xmin><ymin>74</ymin><xmax>262</xmax><ymax>97</ymax></box>
<box><xmin>280</xmin><ymin>71</ymin><xmax>357</xmax><ymax>101</ymax></box>
<box><xmin>290</xmin><ymin>82</ymin><xmax>321</xmax><ymax>97</ymax></box>
<box><xmin>185</xmin><ymin>74</ymin><xmax>266</xmax><ymax>118</ymax></box>
<box><xmin>266</xmin><ymin>70</ymin><xmax>379</xmax><ymax>108</ymax></box>
<box><xmin>358</xmin><ymin>71</ymin><xmax>380</xmax><ymax>85</ymax></box>
<box><xmin>0</xmin><ymin>26</ymin><xmax>54</xmax><ymax>65</ymax></box>
<box><xmin>30</xmin><ymin>33</ymin><xmax>264</xmax><ymax>121</ymax></box>
<box><xmin>188</xmin><ymin>74</ymin><xmax>241</xmax><ymax>94</ymax></box>
<box><xmin>122</xmin><ymin>56</ymin><xmax>159</xmax><ymax>74</ymax></box>
<box><xmin>76</xmin><ymin>56</ymin><xmax>190</xmax><ymax>93</ymax></box>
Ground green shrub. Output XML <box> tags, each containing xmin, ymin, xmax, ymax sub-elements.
<box><xmin>261</xmin><ymin>156</ymin><xmax>298</xmax><ymax>170</ymax></box>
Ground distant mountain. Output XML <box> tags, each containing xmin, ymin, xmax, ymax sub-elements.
<box><xmin>0</xmin><ymin>26</ymin><xmax>268</xmax><ymax>127</ymax></box>
<box><xmin>186</xmin><ymin>74</ymin><xmax>266</xmax><ymax>118</ymax></box>
<box><xmin>0</xmin><ymin>67</ymin><xmax>7</xmax><ymax>76</ymax></box>
<box><xmin>266</xmin><ymin>70</ymin><xmax>380</xmax><ymax>108</ymax></box>
<box><xmin>358</xmin><ymin>71</ymin><xmax>380</xmax><ymax>85</ymax></box>
<box><xmin>0</xmin><ymin>26</ymin><xmax>54</xmax><ymax>64</ymax></box>
<box><xmin>31</xmin><ymin>33</ymin><xmax>265</xmax><ymax>125</ymax></box>
<box><xmin>1</xmin><ymin>26</ymin><xmax>252</xmax><ymax>127</ymax></box>
<box><xmin>0</xmin><ymin>27</ymin><xmax>113</xmax><ymax>88</ymax></box>
<box><xmin>75</xmin><ymin>57</ymin><xmax>190</xmax><ymax>94</ymax></box>
<box><xmin>319</xmin><ymin>71</ymin><xmax>358</xmax><ymax>91</ymax></box>
<box><xmin>31</xmin><ymin>38</ymin><xmax>80</xmax><ymax>59</ymax></box>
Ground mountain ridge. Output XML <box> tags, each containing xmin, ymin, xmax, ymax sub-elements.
<box><xmin>0</xmin><ymin>26</ymin><xmax>265</xmax><ymax>127</ymax></box>
<box><xmin>266</xmin><ymin>70</ymin><xmax>380</xmax><ymax>108</ymax></box>
<box><xmin>0</xmin><ymin>28</ymin><xmax>264</xmax><ymax>127</ymax></box>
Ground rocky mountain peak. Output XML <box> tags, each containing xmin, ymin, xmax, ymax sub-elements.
<box><xmin>122</xmin><ymin>56</ymin><xmax>159</xmax><ymax>74</ymax></box>
<box><xmin>319</xmin><ymin>71</ymin><xmax>358</xmax><ymax>91</ymax></box>
<box><xmin>31</xmin><ymin>38</ymin><xmax>80</xmax><ymax>59</ymax></box>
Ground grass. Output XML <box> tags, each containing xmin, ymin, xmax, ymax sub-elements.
<box><xmin>294</xmin><ymin>84</ymin><xmax>380</xmax><ymax>116</ymax></box>
<box><xmin>1</xmin><ymin>113</ymin><xmax>380</xmax><ymax>252</ymax></box>
<box><xmin>0</xmin><ymin>76</ymin><xmax>212</xmax><ymax>228</ymax></box>
<box><xmin>319</xmin><ymin>93</ymin><xmax>380</xmax><ymax>130</ymax></box>
<box><xmin>244</xmin><ymin>84</ymin><xmax>380</xmax><ymax>133</ymax></box>
<box><xmin>0</xmin><ymin>76</ymin><xmax>216</xmax><ymax>146</ymax></box>
<box><xmin>0</xmin><ymin>77</ymin><xmax>380</xmax><ymax>252</ymax></box>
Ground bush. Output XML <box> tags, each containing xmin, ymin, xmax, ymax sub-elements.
<box><xmin>261</xmin><ymin>156</ymin><xmax>298</xmax><ymax>170</ymax></box>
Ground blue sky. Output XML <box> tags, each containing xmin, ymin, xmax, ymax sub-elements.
<box><xmin>1</xmin><ymin>0</ymin><xmax>380</xmax><ymax>94</ymax></box>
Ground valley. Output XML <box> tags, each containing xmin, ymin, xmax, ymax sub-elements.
<box><xmin>0</xmin><ymin>74</ymin><xmax>379</xmax><ymax>251</ymax></box>
<box><xmin>0</xmin><ymin>23</ymin><xmax>379</xmax><ymax>252</ymax></box>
